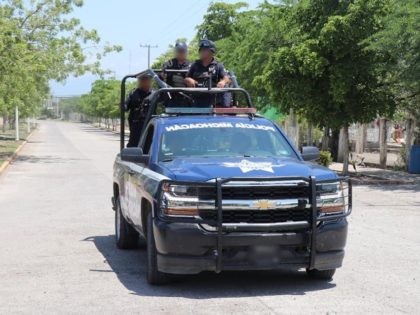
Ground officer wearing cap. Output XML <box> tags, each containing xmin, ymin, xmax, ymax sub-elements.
<box><xmin>185</xmin><ymin>39</ymin><xmax>231</xmax><ymax>107</ymax></box>
<box><xmin>124</xmin><ymin>74</ymin><xmax>154</xmax><ymax>147</ymax></box>
<box><xmin>185</xmin><ymin>39</ymin><xmax>230</xmax><ymax>89</ymax></box>
<box><xmin>162</xmin><ymin>41</ymin><xmax>191</xmax><ymax>87</ymax></box>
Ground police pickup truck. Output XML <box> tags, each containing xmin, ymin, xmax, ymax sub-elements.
<box><xmin>112</xmin><ymin>70</ymin><xmax>351</xmax><ymax>285</ymax></box>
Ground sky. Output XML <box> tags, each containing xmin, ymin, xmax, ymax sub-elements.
<box><xmin>50</xmin><ymin>0</ymin><xmax>261</xmax><ymax>96</ymax></box>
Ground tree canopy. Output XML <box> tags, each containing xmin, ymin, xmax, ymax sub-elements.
<box><xmin>0</xmin><ymin>0</ymin><xmax>121</xmax><ymax>121</ymax></box>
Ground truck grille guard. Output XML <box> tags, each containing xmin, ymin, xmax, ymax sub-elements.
<box><xmin>158</xmin><ymin>176</ymin><xmax>352</xmax><ymax>272</ymax></box>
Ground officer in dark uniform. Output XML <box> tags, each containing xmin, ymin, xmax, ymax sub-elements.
<box><xmin>124</xmin><ymin>74</ymin><xmax>153</xmax><ymax>147</ymax></box>
<box><xmin>162</xmin><ymin>42</ymin><xmax>191</xmax><ymax>87</ymax></box>
<box><xmin>185</xmin><ymin>39</ymin><xmax>231</xmax><ymax>107</ymax></box>
<box><xmin>161</xmin><ymin>42</ymin><xmax>192</xmax><ymax>107</ymax></box>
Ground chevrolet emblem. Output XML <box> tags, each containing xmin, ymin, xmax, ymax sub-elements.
<box><xmin>254</xmin><ymin>200</ymin><xmax>275</xmax><ymax>210</ymax></box>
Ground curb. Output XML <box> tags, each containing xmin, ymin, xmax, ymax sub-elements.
<box><xmin>350</xmin><ymin>178</ymin><xmax>415</xmax><ymax>185</ymax></box>
<box><xmin>0</xmin><ymin>129</ymin><xmax>36</xmax><ymax>176</ymax></box>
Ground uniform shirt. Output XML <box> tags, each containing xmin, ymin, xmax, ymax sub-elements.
<box><xmin>162</xmin><ymin>58</ymin><xmax>191</xmax><ymax>87</ymax></box>
<box><xmin>124</xmin><ymin>88</ymin><xmax>153</xmax><ymax>122</ymax></box>
<box><xmin>186</xmin><ymin>58</ymin><xmax>227</xmax><ymax>87</ymax></box>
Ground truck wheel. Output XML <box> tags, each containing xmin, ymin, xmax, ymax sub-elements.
<box><xmin>306</xmin><ymin>268</ymin><xmax>336</xmax><ymax>280</ymax></box>
<box><xmin>115</xmin><ymin>196</ymin><xmax>139</xmax><ymax>249</ymax></box>
<box><xmin>146</xmin><ymin>213</ymin><xmax>169</xmax><ymax>285</ymax></box>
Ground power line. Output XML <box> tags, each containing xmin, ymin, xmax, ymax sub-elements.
<box><xmin>157</xmin><ymin>1</ymin><xmax>209</xmax><ymax>46</ymax></box>
<box><xmin>139</xmin><ymin>44</ymin><xmax>158</xmax><ymax>68</ymax></box>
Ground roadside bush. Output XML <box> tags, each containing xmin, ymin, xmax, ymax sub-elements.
<box><xmin>318</xmin><ymin>150</ymin><xmax>333</xmax><ymax>167</ymax></box>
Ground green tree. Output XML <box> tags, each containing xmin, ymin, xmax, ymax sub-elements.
<box><xmin>257</xmin><ymin>0</ymin><xmax>395</xmax><ymax>173</ymax></box>
<box><xmin>366</xmin><ymin>0</ymin><xmax>420</xmax><ymax>164</ymax></box>
<box><xmin>197</xmin><ymin>1</ymin><xmax>248</xmax><ymax>41</ymax></box>
<box><xmin>0</xmin><ymin>0</ymin><xmax>121</xmax><ymax>130</ymax></box>
<box><xmin>79</xmin><ymin>79</ymin><xmax>121</xmax><ymax>129</ymax></box>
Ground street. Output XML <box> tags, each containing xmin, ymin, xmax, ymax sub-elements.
<box><xmin>0</xmin><ymin>120</ymin><xmax>419</xmax><ymax>314</ymax></box>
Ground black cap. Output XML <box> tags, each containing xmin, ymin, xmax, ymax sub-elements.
<box><xmin>175</xmin><ymin>41</ymin><xmax>188</xmax><ymax>52</ymax></box>
<box><xmin>136</xmin><ymin>73</ymin><xmax>153</xmax><ymax>80</ymax></box>
<box><xmin>199</xmin><ymin>39</ymin><xmax>216</xmax><ymax>53</ymax></box>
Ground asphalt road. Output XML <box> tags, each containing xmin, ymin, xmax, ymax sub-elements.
<box><xmin>1</xmin><ymin>121</ymin><xmax>419</xmax><ymax>314</ymax></box>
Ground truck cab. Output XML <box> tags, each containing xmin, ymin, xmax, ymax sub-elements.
<box><xmin>112</xmin><ymin>70</ymin><xmax>351</xmax><ymax>285</ymax></box>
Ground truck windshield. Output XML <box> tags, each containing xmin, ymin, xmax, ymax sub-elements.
<box><xmin>159</xmin><ymin>122</ymin><xmax>298</xmax><ymax>161</ymax></box>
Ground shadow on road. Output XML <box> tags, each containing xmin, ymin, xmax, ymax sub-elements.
<box><xmin>83</xmin><ymin>235</ymin><xmax>336</xmax><ymax>298</ymax></box>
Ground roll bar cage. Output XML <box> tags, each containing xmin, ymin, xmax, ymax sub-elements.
<box><xmin>119</xmin><ymin>68</ymin><xmax>250</xmax><ymax>151</ymax></box>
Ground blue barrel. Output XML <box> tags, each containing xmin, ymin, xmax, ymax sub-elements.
<box><xmin>409</xmin><ymin>145</ymin><xmax>420</xmax><ymax>174</ymax></box>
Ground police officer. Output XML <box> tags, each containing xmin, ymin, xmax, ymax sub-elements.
<box><xmin>185</xmin><ymin>40</ymin><xmax>230</xmax><ymax>88</ymax></box>
<box><xmin>125</xmin><ymin>74</ymin><xmax>153</xmax><ymax>147</ymax></box>
<box><xmin>185</xmin><ymin>39</ymin><xmax>231</xmax><ymax>107</ymax></box>
<box><xmin>162</xmin><ymin>41</ymin><xmax>191</xmax><ymax>87</ymax></box>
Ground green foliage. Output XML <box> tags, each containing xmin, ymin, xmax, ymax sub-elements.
<box><xmin>258</xmin><ymin>0</ymin><xmax>396</xmax><ymax>129</ymax></box>
<box><xmin>40</xmin><ymin>107</ymin><xmax>56</xmax><ymax>119</ymax></box>
<box><xmin>196</xmin><ymin>2</ymin><xmax>248</xmax><ymax>41</ymax></box>
<box><xmin>79</xmin><ymin>79</ymin><xmax>122</xmax><ymax>120</ymax></box>
<box><xmin>318</xmin><ymin>150</ymin><xmax>333</xmax><ymax>167</ymax></box>
<box><xmin>0</xmin><ymin>0</ymin><xmax>121</xmax><ymax>122</ymax></box>
<box><xmin>366</xmin><ymin>0</ymin><xmax>419</xmax><ymax>120</ymax></box>
<box><xmin>152</xmin><ymin>0</ymin><xmax>418</xmax><ymax>154</ymax></box>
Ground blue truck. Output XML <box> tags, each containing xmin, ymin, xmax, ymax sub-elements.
<box><xmin>112</xmin><ymin>70</ymin><xmax>352</xmax><ymax>285</ymax></box>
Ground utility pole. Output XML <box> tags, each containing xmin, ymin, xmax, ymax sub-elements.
<box><xmin>139</xmin><ymin>44</ymin><xmax>158</xmax><ymax>68</ymax></box>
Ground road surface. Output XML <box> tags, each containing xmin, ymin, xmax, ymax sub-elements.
<box><xmin>1</xmin><ymin>121</ymin><xmax>419</xmax><ymax>314</ymax></box>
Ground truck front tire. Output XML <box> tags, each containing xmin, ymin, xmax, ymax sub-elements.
<box><xmin>146</xmin><ymin>213</ymin><xmax>170</xmax><ymax>285</ymax></box>
<box><xmin>115</xmin><ymin>196</ymin><xmax>139</xmax><ymax>249</ymax></box>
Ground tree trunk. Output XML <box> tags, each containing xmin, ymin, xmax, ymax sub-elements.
<box><xmin>329</xmin><ymin>129</ymin><xmax>340</xmax><ymax>161</ymax></box>
<box><xmin>337</xmin><ymin>128</ymin><xmax>347</xmax><ymax>163</ymax></box>
<box><xmin>2</xmin><ymin>113</ymin><xmax>7</xmax><ymax>132</ymax></box>
<box><xmin>285</xmin><ymin>109</ymin><xmax>300</xmax><ymax>147</ymax></box>
<box><xmin>342</xmin><ymin>125</ymin><xmax>350</xmax><ymax>175</ymax></box>
<box><xmin>355</xmin><ymin>123</ymin><xmax>367</xmax><ymax>154</ymax></box>
<box><xmin>307</xmin><ymin>123</ymin><xmax>313</xmax><ymax>146</ymax></box>
<box><xmin>321</xmin><ymin>127</ymin><xmax>329</xmax><ymax>151</ymax></box>
<box><xmin>379</xmin><ymin>118</ymin><xmax>388</xmax><ymax>169</ymax></box>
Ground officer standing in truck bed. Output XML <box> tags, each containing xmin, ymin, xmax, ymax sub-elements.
<box><xmin>162</xmin><ymin>41</ymin><xmax>191</xmax><ymax>87</ymax></box>
<box><xmin>184</xmin><ymin>39</ymin><xmax>230</xmax><ymax>89</ymax></box>
<box><xmin>184</xmin><ymin>39</ymin><xmax>231</xmax><ymax>107</ymax></box>
<box><xmin>124</xmin><ymin>74</ymin><xmax>153</xmax><ymax>147</ymax></box>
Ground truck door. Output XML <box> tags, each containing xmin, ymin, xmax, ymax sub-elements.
<box><xmin>127</xmin><ymin>123</ymin><xmax>155</xmax><ymax>227</ymax></box>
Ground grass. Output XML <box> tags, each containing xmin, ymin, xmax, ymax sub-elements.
<box><xmin>0</xmin><ymin>124</ymin><xmax>34</xmax><ymax>165</ymax></box>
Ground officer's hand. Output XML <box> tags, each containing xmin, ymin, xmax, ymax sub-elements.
<box><xmin>185</xmin><ymin>78</ymin><xmax>197</xmax><ymax>87</ymax></box>
<box><xmin>216</xmin><ymin>81</ymin><xmax>226</xmax><ymax>88</ymax></box>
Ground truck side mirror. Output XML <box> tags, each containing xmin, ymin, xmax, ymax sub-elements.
<box><xmin>121</xmin><ymin>147</ymin><xmax>149</xmax><ymax>164</ymax></box>
<box><xmin>301</xmin><ymin>146</ymin><xmax>320</xmax><ymax>161</ymax></box>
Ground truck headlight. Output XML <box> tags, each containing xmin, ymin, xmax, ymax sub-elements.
<box><xmin>316</xmin><ymin>181</ymin><xmax>346</xmax><ymax>215</ymax></box>
<box><xmin>160</xmin><ymin>183</ymin><xmax>213</xmax><ymax>217</ymax></box>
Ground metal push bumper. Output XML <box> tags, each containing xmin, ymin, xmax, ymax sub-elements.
<box><xmin>154</xmin><ymin>176</ymin><xmax>352</xmax><ymax>274</ymax></box>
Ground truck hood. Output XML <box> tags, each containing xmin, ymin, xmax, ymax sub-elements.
<box><xmin>158</xmin><ymin>157</ymin><xmax>337</xmax><ymax>181</ymax></box>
